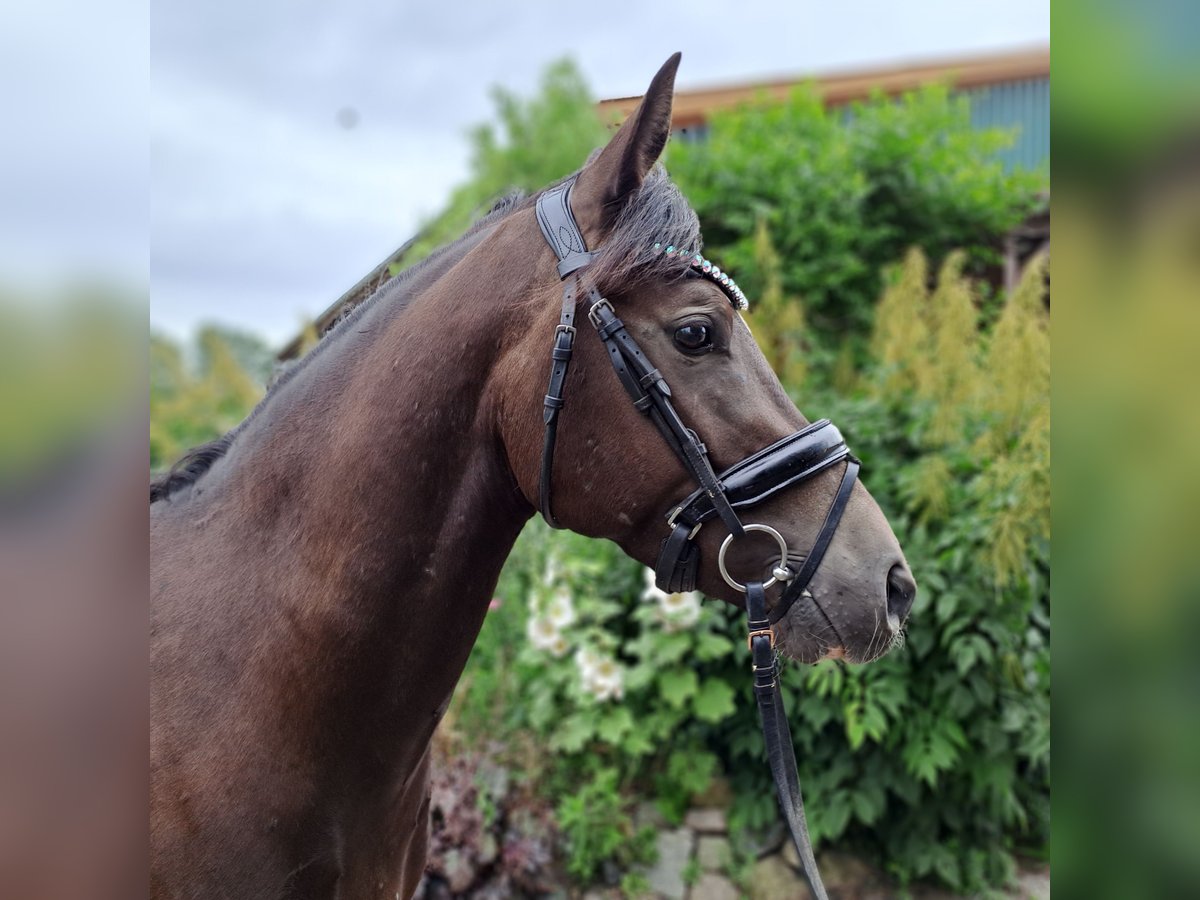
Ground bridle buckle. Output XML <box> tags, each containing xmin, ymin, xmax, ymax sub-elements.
<box><xmin>666</xmin><ymin>506</ymin><xmax>704</xmax><ymax>540</ymax></box>
<box><xmin>554</xmin><ymin>323</ymin><xmax>576</xmax><ymax>339</ymax></box>
<box><xmin>587</xmin><ymin>297</ymin><xmax>614</xmax><ymax>328</ymax></box>
<box><xmin>747</xmin><ymin>627</ymin><xmax>776</xmax><ymax>651</ymax></box>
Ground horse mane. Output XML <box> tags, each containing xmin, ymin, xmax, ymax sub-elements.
<box><xmin>150</xmin><ymin>165</ymin><xmax>701</xmax><ymax>504</ymax></box>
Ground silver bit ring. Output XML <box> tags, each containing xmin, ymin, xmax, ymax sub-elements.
<box><xmin>718</xmin><ymin>523</ymin><xmax>789</xmax><ymax>592</ymax></box>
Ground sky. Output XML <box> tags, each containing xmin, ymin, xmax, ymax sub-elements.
<box><xmin>144</xmin><ymin>0</ymin><xmax>1048</xmax><ymax>347</ymax></box>
<box><xmin>0</xmin><ymin>1</ymin><xmax>147</xmax><ymax>297</ymax></box>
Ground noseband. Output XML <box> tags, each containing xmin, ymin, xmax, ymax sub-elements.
<box><xmin>535</xmin><ymin>178</ymin><xmax>859</xmax><ymax>900</ymax></box>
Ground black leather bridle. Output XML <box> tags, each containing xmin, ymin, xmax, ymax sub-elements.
<box><xmin>535</xmin><ymin>177</ymin><xmax>860</xmax><ymax>900</ymax></box>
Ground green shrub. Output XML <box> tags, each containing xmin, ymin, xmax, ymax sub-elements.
<box><xmin>668</xmin><ymin>82</ymin><xmax>1045</xmax><ymax>344</ymax></box>
<box><xmin>478</xmin><ymin>525</ymin><xmax>741</xmax><ymax>821</ymax></box>
<box><xmin>556</xmin><ymin>767</ymin><xmax>656</xmax><ymax>882</ymax></box>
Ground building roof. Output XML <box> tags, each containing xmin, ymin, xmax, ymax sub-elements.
<box><xmin>597</xmin><ymin>46</ymin><xmax>1050</xmax><ymax>129</ymax></box>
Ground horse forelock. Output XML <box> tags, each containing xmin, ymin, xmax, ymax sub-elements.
<box><xmin>584</xmin><ymin>163</ymin><xmax>703</xmax><ymax>294</ymax></box>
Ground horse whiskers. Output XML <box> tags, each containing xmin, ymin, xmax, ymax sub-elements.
<box><xmin>864</xmin><ymin>605</ymin><xmax>882</xmax><ymax>662</ymax></box>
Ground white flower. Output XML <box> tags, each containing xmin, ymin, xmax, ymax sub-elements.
<box><xmin>545</xmin><ymin>589</ymin><xmax>576</xmax><ymax>629</ymax></box>
<box><xmin>526</xmin><ymin>616</ymin><xmax>563</xmax><ymax>654</ymax></box>
<box><xmin>657</xmin><ymin>589</ymin><xmax>702</xmax><ymax>631</ymax></box>
<box><xmin>575</xmin><ymin>646</ymin><xmax>602</xmax><ymax>680</ymax></box>
<box><xmin>643</xmin><ymin>567</ymin><xmax>702</xmax><ymax>631</ymax></box>
<box><xmin>581</xmin><ymin>655</ymin><xmax>624</xmax><ymax>702</ymax></box>
<box><xmin>542</xmin><ymin>556</ymin><xmax>560</xmax><ymax>587</ymax></box>
<box><xmin>642</xmin><ymin>567</ymin><xmax>669</xmax><ymax>603</ymax></box>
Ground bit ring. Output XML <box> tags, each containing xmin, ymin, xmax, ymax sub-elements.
<box><xmin>718</xmin><ymin>523</ymin><xmax>789</xmax><ymax>592</ymax></box>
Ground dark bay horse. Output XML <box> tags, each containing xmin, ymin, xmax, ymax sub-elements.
<box><xmin>151</xmin><ymin>54</ymin><xmax>914</xmax><ymax>899</ymax></box>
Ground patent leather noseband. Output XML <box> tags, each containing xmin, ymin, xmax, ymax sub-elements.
<box><xmin>534</xmin><ymin>177</ymin><xmax>860</xmax><ymax>900</ymax></box>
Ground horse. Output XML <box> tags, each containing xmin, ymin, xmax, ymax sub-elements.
<box><xmin>150</xmin><ymin>53</ymin><xmax>915</xmax><ymax>900</ymax></box>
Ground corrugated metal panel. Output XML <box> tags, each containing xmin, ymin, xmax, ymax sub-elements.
<box><xmin>668</xmin><ymin>77</ymin><xmax>1050</xmax><ymax>174</ymax></box>
<box><xmin>964</xmin><ymin>77</ymin><xmax>1049</xmax><ymax>173</ymax></box>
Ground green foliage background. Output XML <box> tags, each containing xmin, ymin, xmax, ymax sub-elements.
<box><xmin>149</xmin><ymin>60</ymin><xmax>1050</xmax><ymax>894</ymax></box>
<box><xmin>150</xmin><ymin>325</ymin><xmax>274</xmax><ymax>471</ymax></box>
<box><xmin>668</xmin><ymin>85</ymin><xmax>1043</xmax><ymax>344</ymax></box>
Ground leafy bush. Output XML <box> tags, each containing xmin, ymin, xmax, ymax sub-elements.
<box><xmin>668</xmin><ymin>82</ymin><xmax>1045</xmax><ymax>343</ymax></box>
<box><xmin>716</xmin><ymin>253</ymin><xmax>1049</xmax><ymax>892</ymax></box>
<box><xmin>449</xmin><ymin>528</ymin><xmax>742</xmax><ymax>882</ymax></box>
<box><xmin>555</xmin><ymin>767</ymin><xmax>655</xmax><ymax>882</ymax></box>
<box><xmin>483</xmin><ymin>527</ymin><xmax>741</xmax><ymax>819</ymax></box>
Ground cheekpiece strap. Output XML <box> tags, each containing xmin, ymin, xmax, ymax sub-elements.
<box><xmin>586</xmin><ymin>299</ymin><xmax>745</xmax><ymax>539</ymax></box>
<box><xmin>536</xmin><ymin>177</ymin><xmax>594</xmax><ymax>527</ymax></box>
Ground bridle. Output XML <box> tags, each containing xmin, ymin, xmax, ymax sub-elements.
<box><xmin>535</xmin><ymin>177</ymin><xmax>859</xmax><ymax>900</ymax></box>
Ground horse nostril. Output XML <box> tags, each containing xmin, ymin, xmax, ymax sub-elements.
<box><xmin>886</xmin><ymin>563</ymin><xmax>916</xmax><ymax>623</ymax></box>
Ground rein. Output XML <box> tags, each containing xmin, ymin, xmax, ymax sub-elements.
<box><xmin>535</xmin><ymin>178</ymin><xmax>860</xmax><ymax>900</ymax></box>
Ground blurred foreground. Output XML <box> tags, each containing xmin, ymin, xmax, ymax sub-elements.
<box><xmin>1054</xmin><ymin>1</ymin><xmax>1200</xmax><ymax>895</ymax></box>
<box><xmin>0</xmin><ymin>286</ymin><xmax>146</xmax><ymax>896</ymax></box>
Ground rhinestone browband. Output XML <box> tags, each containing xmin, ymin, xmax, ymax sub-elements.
<box><xmin>653</xmin><ymin>242</ymin><xmax>749</xmax><ymax>310</ymax></box>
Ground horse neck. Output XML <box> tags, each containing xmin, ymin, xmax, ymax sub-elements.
<box><xmin>209</xmin><ymin>222</ymin><xmax>541</xmax><ymax>728</ymax></box>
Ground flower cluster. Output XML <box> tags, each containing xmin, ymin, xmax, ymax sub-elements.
<box><xmin>574</xmin><ymin>648</ymin><xmax>624</xmax><ymax>702</ymax></box>
<box><xmin>526</xmin><ymin>559</ymin><xmax>709</xmax><ymax>705</ymax></box>
<box><xmin>641</xmin><ymin>569</ymin><xmax>702</xmax><ymax>632</ymax></box>
<box><xmin>522</xmin><ymin>555</ymin><xmax>628</xmax><ymax>702</ymax></box>
<box><xmin>525</xmin><ymin>587</ymin><xmax>575</xmax><ymax>658</ymax></box>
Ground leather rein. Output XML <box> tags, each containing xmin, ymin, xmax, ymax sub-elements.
<box><xmin>535</xmin><ymin>178</ymin><xmax>860</xmax><ymax>900</ymax></box>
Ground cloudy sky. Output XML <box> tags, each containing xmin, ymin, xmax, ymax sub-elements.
<box><xmin>149</xmin><ymin>0</ymin><xmax>1048</xmax><ymax>347</ymax></box>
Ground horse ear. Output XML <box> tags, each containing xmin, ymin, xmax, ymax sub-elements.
<box><xmin>571</xmin><ymin>52</ymin><xmax>681</xmax><ymax>232</ymax></box>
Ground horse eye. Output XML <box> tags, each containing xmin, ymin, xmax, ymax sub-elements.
<box><xmin>674</xmin><ymin>323</ymin><xmax>713</xmax><ymax>354</ymax></box>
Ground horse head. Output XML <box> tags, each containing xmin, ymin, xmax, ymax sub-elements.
<box><xmin>493</xmin><ymin>54</ymin><xmax>915</xmax><ymax>665</ymax></box>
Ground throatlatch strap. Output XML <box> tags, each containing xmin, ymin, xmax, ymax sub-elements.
<box><xmin>746</xmin><ymin>581</ymin><xmax>829</xmax><ymax>900</ymax></box>
<box><xmin>536</xmin><ymin>175</ymin><xmax>596</xmax><ymax>527</ymax></box>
